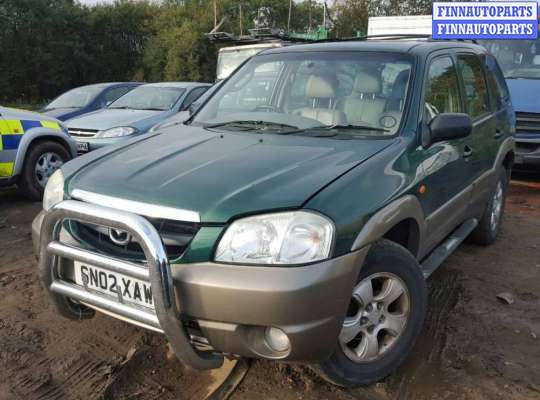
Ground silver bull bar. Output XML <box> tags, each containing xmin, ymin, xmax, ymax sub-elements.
<box><xmin>38</xmin><ymin>200</ymin><xmax>223</xmax><ymax>370</ymax></box>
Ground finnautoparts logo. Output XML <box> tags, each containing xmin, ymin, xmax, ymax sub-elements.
<box><xmin>433</xmin><ymin>2</ymin><xmax>538</xmax><ymax>39</ymax></box>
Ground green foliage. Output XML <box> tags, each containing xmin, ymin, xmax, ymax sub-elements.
<box><xmin>0</xmin><ymin>0</ymin><xmax>152</xmax><ymax>103</ymax></box>
<box><xmin>0</xmin><ymin>0</ymin><xmax>436</xmax><ymax>104</ymax></box>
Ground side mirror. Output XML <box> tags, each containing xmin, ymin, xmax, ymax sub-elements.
<box><xmin>428</xmin><ymin>113</ymin><xmax>472</xmax><ymax>144</ymax></box>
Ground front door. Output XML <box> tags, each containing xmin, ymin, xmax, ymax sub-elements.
<box><xmin>417</xmin><ymin>54</ymin><xmax>471</xmax><ymax>255</ymax></box>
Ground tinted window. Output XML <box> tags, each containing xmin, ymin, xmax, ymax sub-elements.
<box><xmin>485</xmin><ymin>55</ymin><xmax>509</xmax><ymax>105</ymax></box>
<box><xmin>104</xmin><ymin>86</ymin><xmax>133</xmax><ymax>105</ymax></box>
<box><xmin>457</xmin><ymin>55</ymin><xmax>490</xmax><ymax>119</ymax></box>
<box><xmin>108</xmin><ymin>86</ymin><xmax>185</xmax><ymax>111</ymax></box>
<box><xmin>424</xmin><ymin>57</ymin><xmax>462</xmax><ymax>122</ymax></box>
<box><xmin>47</xmin><ymin>86</ymin><xmax>102</xmax><ymax>108</ymax></box>
<box><xmin>182</xmin><ymin>87</ymin><xmax>208</xmax><ymax>109</ymax></box>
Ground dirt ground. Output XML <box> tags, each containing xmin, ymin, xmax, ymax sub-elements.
<box><xmin>1</xmin><ymin>171</ymin><xmax>539</xmax><ymax>400</ymax></box>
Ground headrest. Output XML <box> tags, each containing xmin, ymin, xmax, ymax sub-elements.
<box><xmin>533</xmin><ymin>55</ymin><xmax>540</xmax><ymax>65</ymax></box>
<box><xmin>353</xmin><ymin>72</ymin><xmax>381</xmax><ymax>94</ymax></box>
<box><xmin>305</xmin><ymin>75</ymin><xmax>336</xmax><ymax>98</ymax></box>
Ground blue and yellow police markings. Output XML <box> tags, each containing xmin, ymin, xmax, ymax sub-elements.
<box><xmin>0</xmin><ymin>119</ymin><xmax>61</xmax><ymax>177</ymax></box>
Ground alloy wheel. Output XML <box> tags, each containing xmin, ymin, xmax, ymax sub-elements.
<box><xmin>339</xmin><ymin>272</ymin><xmax>411</xmax><ymax>363</ymax></box>
<box><xmin>490</xmin><ymin>180</ymin><xmax>504</xmax><ymax>232</ymax></box>
<box><xmin>35</xmin><ymin>152</ymin><xmax>64</xmax><ymax>188</ymax></box>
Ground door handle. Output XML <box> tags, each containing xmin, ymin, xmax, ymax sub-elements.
<box><xmin>463</xmin><ymin>145</ymin><xmax>473</xmax><ymax>158</ymax></box>
<box><xmin>494</xmin><ymin>129</ymin><xmax>504</xmax><ymax>139</ymax></box>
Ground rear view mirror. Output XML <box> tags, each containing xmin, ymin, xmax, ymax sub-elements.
<box><xmin>428</xmin><ymin>113</ymin><xmax>472</xmax><ymax>144</ymax></box>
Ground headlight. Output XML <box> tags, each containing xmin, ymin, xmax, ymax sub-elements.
<box><xmin>97</xmin><ymin>126</ymin><xmax>137</xmax><ymax>138</ymax></box>
<box><xmin>215</xmin><ymin>211</ymin><xmax>334</xmax><ymax>265</ymax></box>
<box><xmin>43</xmin><ymin>169</ymin><xmax>64</xmax><ymax>211</ymax></box>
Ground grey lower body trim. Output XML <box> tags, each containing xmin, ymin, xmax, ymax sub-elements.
<box><xmin>351</xmin><ymin>195</ymin><xmax>426</xmax><ymax>253</ymax></box>
<box><xmin>171</xmin><ymin>248</ymin><xmax>370</xmax><ymax>361</ymax></box>
<box><xmin>423</xmin><ymin>185</ymin><xmax>472</xmax><ymax>257</ymax></box>
<box><xmin>421</xmin><ymin>218</ymin><xmax>478</xmax><ymax>278</ymax></box>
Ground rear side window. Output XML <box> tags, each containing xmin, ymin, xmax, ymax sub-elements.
<box><xmin>457</xmin><ymin>54</ymin><xmax>490</xmax><ymax>119</ymax></box>
<box><xmin>424</xmin><ymin>56</ymin><xmax>463</xmax><ymax>122</ymax></box>
<box><xmin>485</xmin><ymin>55</ymin><xmax>510</xmax><ymax>108</ymax></box>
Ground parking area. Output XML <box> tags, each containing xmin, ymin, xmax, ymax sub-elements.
<box><xmin>0</xmin><ymin>172</ymin><xmax>539</xmax><ymax>400</ymax></box>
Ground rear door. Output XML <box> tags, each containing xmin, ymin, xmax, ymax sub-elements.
<box><xmin>456</xmin><ymin>53</ymin><xmax>501</xmax><ymax>215</ymax></box>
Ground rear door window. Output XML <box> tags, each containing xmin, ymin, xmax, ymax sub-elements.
<box><xmin>457</xmin><ymin>54</ymin><xmax>490</xmax><ymax>119</ymax></box>
<box><xmin>485</xmin><ymin>55</ymin><xmax>510</xmax><ymax>108</ymax></box>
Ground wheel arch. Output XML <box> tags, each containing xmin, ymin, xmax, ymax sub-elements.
<box><xmin>13</xmin><ymin>130</ymin><xmax>76</xmax><ymax>176</ymax></box>
<box><xmin>501</xmin><ymin>150</ymin><xmax>514</xmax><ymax>180</ymax></box>
<box><xmin>350</xmin><ymin>195</ymin><xmax>426</xmax><ymax>259</ymax></box>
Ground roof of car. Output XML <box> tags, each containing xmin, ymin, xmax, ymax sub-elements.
<box><xmin>142</xmin><ymin>82</ymin><xmax>211</xmax><ymax>88</ymax></box>
<box><xmin>77</xmin><ymin>82</ymin><xmax>142</xmax><ymax>89</ymax></box>
<box><xmin>259</xmin><ymin>39</ymin><xmax>487</xmax><ymax>56</ymax></box>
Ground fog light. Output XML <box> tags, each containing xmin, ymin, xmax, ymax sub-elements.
<box><xmin>265</xmin><ymin>327</ymin><xmax>290</xmax><ymax>352</ymax></box>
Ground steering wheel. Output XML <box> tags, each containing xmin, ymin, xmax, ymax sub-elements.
<box><xmin>252</xmin><ymin>104</ymin><xmax>278</xmax><ymax>112</ymax></box>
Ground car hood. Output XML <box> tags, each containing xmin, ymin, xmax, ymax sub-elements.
<box><xmin>506</xmin><ymin>78</ymin><xmax>540</xmax><ymax>113</ymax></box>
<box><xmin>66</xmin><ymin>108</ymin><xmax>166</xmax><ymax>131</ymax></box>
<box><xmin>66</xmin><ymin>126</ymin><xmax>395</xmax><ymax>223</ymax></box>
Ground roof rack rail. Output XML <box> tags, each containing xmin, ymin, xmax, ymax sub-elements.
<box><xmin>330</xmin><ymin>33</ymin><xmax>477</xmax><ymax>44</ymax></box>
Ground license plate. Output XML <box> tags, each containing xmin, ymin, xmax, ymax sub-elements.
<box><xmin>74</xmin><ymin>261</ymin><xmax>154</xmax><ymax>309</ymax></box>
<box><xmin>77</xmin><ymin>142</ymin><xmax>89</xmax><ymax>153</ymax></box>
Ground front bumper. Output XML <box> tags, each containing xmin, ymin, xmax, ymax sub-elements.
<box><xmin>33</xmin><ymin>200</ymin><xmax>368</xmax><ymax>367</ymax></box>
<box><xmin>73</xmin><ymin>136</ymin><xmax>127</xmax><ymax>153</ymax></box>
<box><xmin>515</xmin><ymin>135</ymin><xmax>540</xmax><ymax>165</ymax></box>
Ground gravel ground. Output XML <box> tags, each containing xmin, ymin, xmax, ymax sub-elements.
<box><xmin>0</xmin><ymin>172</ymin><xmax>539</xmax><ymax>400</ymax></box>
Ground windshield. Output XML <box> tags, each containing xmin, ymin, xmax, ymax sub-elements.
<box><xmin>217</xmin><ymin>47</ymin><xmax>267</xmax><ymax>80</ymax></box>
<box><xmin>47</xmin><ymin>86</ymin><xmax>103</xmax><ymax>109</ymax></box>
<box><xmin>109</xmin><ymin>86</ymin><xmax>185</xmax><ymax>111</ymax></box>
<box><xmin>478</xmin><ymin>39</ymin><xmax>540</xmax><ymax>79</ymax></box>
<box><xmin>194</xmin><ymin>51</ymin><xmax>413</xmax><ymax>137</ymax></box>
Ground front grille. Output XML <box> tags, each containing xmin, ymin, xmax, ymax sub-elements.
<box><xmin>67</xmin><ymin>217</ymin><xmax>199</xmax><ymax>262</ymax></box>
<box><xmin>68</xmin><ymin>128</ymin><xmax>99</xmax><ymax>137</ymax></box>
<box><xmin>516</xmin><ymin>112</ymin><xmax>540</xmax><ymax>134</ymax></box>
<box><xmin>516</xmin><ymin>141</ymin><xmax>540</xmax><ymax>154</ymax></box>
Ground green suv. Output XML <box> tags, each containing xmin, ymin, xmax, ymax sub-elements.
<box><xmin>33</xmin><ymin>39</ymin><xmax>515</xmax><ymax>386</ymax></box>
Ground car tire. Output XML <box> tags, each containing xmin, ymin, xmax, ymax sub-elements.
<box><xmin>317</xmin><ymin>239</ymin><xmax>427</xmax><ymax>387</ymax></box>
<box><xmin>469</xmin><ymin>167</ymin><xmax>507</xmax><ymax>246</ymax></box>
<box><xmin>18</xmin><ymin>141</ymin><xmax>71</xmax><ymax>201</ymax></box>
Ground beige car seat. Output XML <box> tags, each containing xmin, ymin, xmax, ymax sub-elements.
<box><xmin>295</xmin><ymin>75</ymin><xmax>346</xmax><ymax>125</ymax></box>
<box><xmin>340</xmin><ymin>71</ymin><xmax>386</xmax><ymax>127</ymax></box>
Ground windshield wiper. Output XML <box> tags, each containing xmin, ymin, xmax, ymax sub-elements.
<box><xmin>308</xmin><ymin>124</ymin><xmax>389</xmax><ymax>133</ymax></box>
<box><xmin>142</xmin><ymin>107</ymin><xmax>167</xmax><ymax>111</ymax></box>
<box><xmin>204</xmin><ymin>120</ymin><xmax>300</xmax><ymax>131</ymax></box>
<box><xmin>109</xmin><ymin>106</ymin><xmax>133</xmax><ymax>110</ymax></box>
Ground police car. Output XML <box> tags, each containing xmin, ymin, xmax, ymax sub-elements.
<box><xmin>0</xmin><ymin>106</ymin><xmax>77</xmax><ymax>200</ymax></box>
